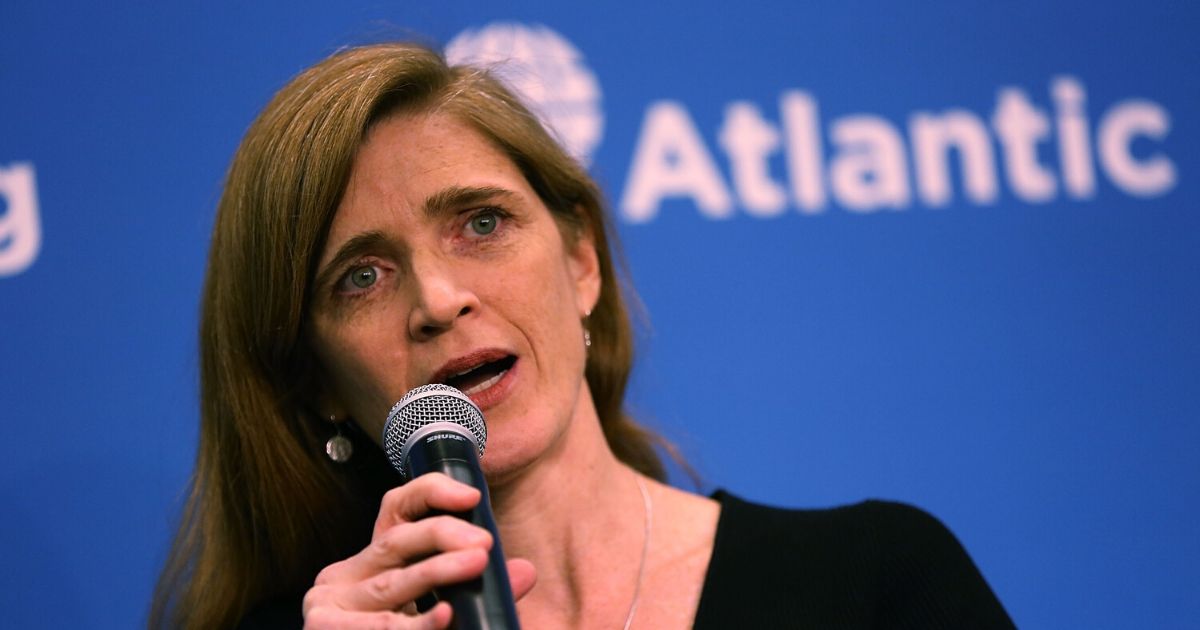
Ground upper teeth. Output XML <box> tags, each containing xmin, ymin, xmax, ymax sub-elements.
<box><xmin>452</xmin><ymin>364</ymin><xmax>482</xmax><ymax>378</ymax></box>
<box><xmin>461</xmin><ymin>370</ymin><xmax>506</xmax><ymax>395</ymax></box>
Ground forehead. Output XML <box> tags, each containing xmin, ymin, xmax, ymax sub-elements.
<box><xmin>342</xmin><ymin>112</ymin><xmax>524</xmax><ymax>206</ymax></box>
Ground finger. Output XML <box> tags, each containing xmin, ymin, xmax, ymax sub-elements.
<box><xmin>374</xmin><ymin>473</ymin><xmax>482</xmax><ymax>536</ymax></box>
<box><xmin>316</xmin><ymin>516</ymin><xmax>493</xmax><ymax>585</ymax></box>
<box><xmin>334</xmin><ymin>547</ymin><xmax>491</xmax><ymax>612</ymax></box>
<box><xmin>304</xmin><ymin>601</ymin><xmax>452</xmax><ymax>630</ymax></box>
<box><xmin>506</xmin><ymin>558</ymin><xmax>537</xmax><ymax>601</ymax></box>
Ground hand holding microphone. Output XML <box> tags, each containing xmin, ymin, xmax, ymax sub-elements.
<box><xmin>383</xmin><ymin>384</ymin><xmax>523</xmax><ymax>629</ymax></box>
<box><xmin>302</xmin><ymin>384</ymin><xmax>529</xmax><ymax>630</ymax></box>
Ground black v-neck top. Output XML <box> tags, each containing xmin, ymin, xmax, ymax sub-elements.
<box><xmin>239</xmin><ymin>491</ymin><xmax>1013</xmax><ymax>628</ymax></box>
<box><xmin>692</xmin><ymin>491</ymin><xmax>1012</xmax><ymax>628</ymax></box>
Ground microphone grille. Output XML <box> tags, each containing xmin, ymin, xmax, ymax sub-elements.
<box><xmin>383</xmin><ymin>383</ymin><xmax>488</xmax><ymax>478</ymax></box>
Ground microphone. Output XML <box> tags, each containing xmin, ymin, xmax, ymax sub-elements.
<box><xmin>383</xmin><ymin>383</ymin><xmax>521</xmax><ymax>630</ymax></box>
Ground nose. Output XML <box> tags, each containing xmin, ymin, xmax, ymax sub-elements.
<box><xmin>407</xmin><ymin>256</ymin><xmax>480</xmax><ymax>340</ymax></box>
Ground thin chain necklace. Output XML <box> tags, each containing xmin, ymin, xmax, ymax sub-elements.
<box><xmin>623</xmin><ymin>475</ymin><xmax>653</xmax><ymax>630</ymax></box>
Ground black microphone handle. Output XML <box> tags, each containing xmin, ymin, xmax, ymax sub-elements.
<box><xmin>406</xmin><ymin>430</ymin><xmax>521</xmax><ymax>630</ymax></box>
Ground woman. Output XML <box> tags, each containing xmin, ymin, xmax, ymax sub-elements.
<box><xmin>152</xmin><ymin>43</ymin><xmax>1012</xmax><ymax>629</ymax></box>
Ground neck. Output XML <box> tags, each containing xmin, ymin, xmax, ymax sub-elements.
<box><xmin>487</xmin><ymin>384</ymin><xmax>648</xmax><ymax>625</ymax></box>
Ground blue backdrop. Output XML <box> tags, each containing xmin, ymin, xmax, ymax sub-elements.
<box><xmin>2</xmin><ymin>2</ymin><xmax>1197</xmax><ymax>627</ymax></box>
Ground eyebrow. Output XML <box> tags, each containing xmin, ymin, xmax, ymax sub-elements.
<box><xmin>421</xmin><ymin>185</ymin><xmax>518</xmax><ymax>220</ymax></box>
<box><xmin>314</xmin><ymin>230</ymin><xmax>390</xmax><ymax>292</ymax></box>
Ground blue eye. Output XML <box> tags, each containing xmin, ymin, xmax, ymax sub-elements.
<box><xmin>469</xmin><ymin>211</ymin><xmax>499</xmax><ymax>235</ymax></box>
<box><xmin>348</xmin><ymin>265</ymin><xmax>377</xmax><ymax>289</ymax></box>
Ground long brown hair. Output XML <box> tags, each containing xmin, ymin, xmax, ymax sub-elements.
<box><xmin>150</xmin><ymin>42</ymin><xmax>664</xmax><ymax>629</ymax></box>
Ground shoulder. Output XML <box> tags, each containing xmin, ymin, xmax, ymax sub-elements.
<box><xmin>711</xmin><ymin>489</ymin><xmax>936</xmax><ymax>536</ymax></box>
<box><xmin>706</xmin><ymin>491</ymin><xmax>951</xmax><ymax>567</ymax></box>
<box><xmin>694</xmin><ymin>491</ymin><xmax>1013</xmax><ymax>629</ymax></box>
<box><xmin>702</xmin><ymin>492</ymin><xmax>946</xmax><ymax>588</ymax></box>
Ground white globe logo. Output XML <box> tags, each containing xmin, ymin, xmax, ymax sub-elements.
<box><xmin>446</xmin><ymin>23</ymin><xmax>603</xmax><ymax>166</ymax></box>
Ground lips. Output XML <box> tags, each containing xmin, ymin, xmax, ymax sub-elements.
<box><xmin>430</xmin><ymin>349</ymin><xmax>517</xmax><ymax>400</ymax></box>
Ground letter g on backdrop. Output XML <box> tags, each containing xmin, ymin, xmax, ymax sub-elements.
<box><xmin>0</xmin><ymin>162</ymin><xmax>41</xmax><ymax>277</ymax></box>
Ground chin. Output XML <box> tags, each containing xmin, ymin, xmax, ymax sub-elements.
<box><xmin>477</xmin><ymin>425</ymin><xmax>560</xmax><ymax>489</ymax></box>
<box><xmin>479</xmin><ymin>450</ymin><xmax>535</xmax><ymax>490</ymax></box>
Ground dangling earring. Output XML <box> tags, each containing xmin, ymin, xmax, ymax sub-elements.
<box><xmin>583</xmin><ymin>309</ymin><xmax>593</xmax><ymax>348</ymax></box>
<box><xmin>325</xmin><ymin>416</ymin><xmax>353</xmax><ymax>463</ymax></box>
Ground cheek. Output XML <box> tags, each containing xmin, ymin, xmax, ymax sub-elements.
<box><xmin>504</xmin><ymin>258</ymin><xmax>580</xmax><ymax>334</ymax></box>
<box><xmin>312</xmin><ymin>325</ymin><xmax>403</xmax><ymax>440</ymax></box>
<box><xmin>513</xmin><ymin>237</ymin><xmax>583</xmax><ymax>304</ymax></box>
<box><xmin>522</xmin><ymin>258</ymin><xmax>589</xmax><ymax>359</ymax></box>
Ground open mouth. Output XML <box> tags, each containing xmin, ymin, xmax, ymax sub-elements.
<box><xmin>439</xmin><ymin>355</ymin><xmax>517</xmax><ymax>396</ymax></box>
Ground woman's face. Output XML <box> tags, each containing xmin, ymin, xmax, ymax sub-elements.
<box><xmin>308</xmin><ymin>111</ymin><xmax>600</xmax><ymax>482</ymax></box>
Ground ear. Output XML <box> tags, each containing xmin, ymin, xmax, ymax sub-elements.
<box><xmin>566</xmin><ymin>218</ymin><xmax>601</xmax><ymax>317</ymax></box>
<box><xmin>306</xmin><ymin>362</ymin><xmax>350</xmax><ymax>425</ymax></box>
<box><xmin>308</xmin><ymin>397</ymin><xmax>349</xmax><ymax>427</ymax></box>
